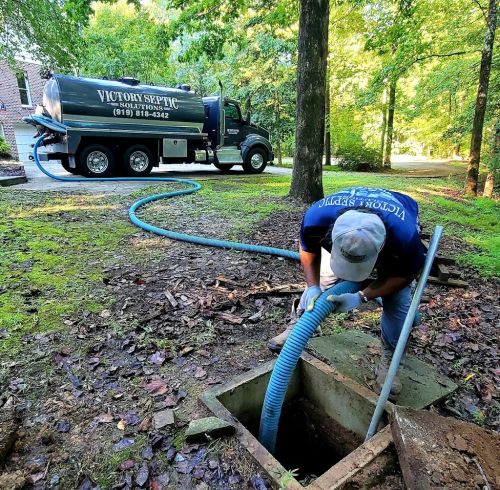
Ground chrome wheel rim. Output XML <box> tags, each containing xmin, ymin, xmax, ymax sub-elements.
<box><xmin>129</xmin><ymin>151</ymin><xmax>149</xmax><ymax>172</ymax></box>
<box><xmin>250</xmin><ymin>153</ymin><xmax>264</xmax><ymax>169</ymax></box>
<box><xmin>87</xmin><ymin>151</ymin><xmax>109</xmax><ymax>173</ymax></box>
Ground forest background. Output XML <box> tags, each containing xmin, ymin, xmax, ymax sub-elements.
<box><xmin>1</xmin><ymin>0</ymin><xmax>498</xmax><ymax>188</ymax></box>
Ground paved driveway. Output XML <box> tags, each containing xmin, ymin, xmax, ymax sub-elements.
<box><xmin>18</xmin><ymin>162</ymin><xmax>292</xmax><ymax>194</ymax></box>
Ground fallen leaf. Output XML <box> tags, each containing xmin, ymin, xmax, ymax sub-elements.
<box><xmin>56</xmin><ymin>420</ymin><xmax>71</xmax><ymax>433</ymax></box>
<box><xmin>29</xmin><ymin>472</ymin><xmax>45</xmax><ymax>484</ymax></box>
<box><xmin>113</xmin><ymin>438</ymin><xmax>135</xmax><ymax>452</ymax></box>
<box><xmin>118</xmin><ymin>459</ymin><xmax>135</xmax><ymax>471</ymax></box>
<box><xmin>100</xmin><ymin>309</ymin><xmax>111</xmax><ymax>319</ymax></box>
<box><xmin>149</xmin><ymin>352</ymin><xmax>166</xmax><ymax>365</ymax></box>
<box><xmin>136</xmin><ymin>462</ymin><xmax>149</xmax><ymax>487</ymax></box>
<box><xmin>194</xmin><ymin>367</ymin><xmax>207</xmax><ymax>380</ymax></box>
<box><xmin>117</xmin><ymin>420</ymin><xmax>126</xmax><ymax>430</ymax></box>
<box><xmin>78</xmin><ymin>476</ymin><xmax>100</xmax><ymax>490</ymax></box>
<box><xmin>124</xmin><ymin>411</ymin><xmax>140</xmax><ymax>425</ymax></box>
<box><xmin>141</xmin><ymin>445</ymin><xmax>153</xmax><ymax>460</ymax></box>
<box><xmin>138</xmin><ymin>417</ymin><xmax>151</xmax><ymax>432</ymax></box>
<box><xmin>144</xmin><ymin>379</ymin><xmax>168</xmax><ymax>396</ymax></box>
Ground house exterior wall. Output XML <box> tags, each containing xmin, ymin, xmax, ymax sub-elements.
<box><xmin>0</xmin><ymin>60</ymin><xmax>45</xmax><ymax>160</ymax></box>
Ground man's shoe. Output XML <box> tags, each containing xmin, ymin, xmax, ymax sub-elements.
<box><xmin>374</xmin><ymin>341</ymin><xmax>402</xmax><ymax>399</ymax></box>
<box><xmin>267</xmin><ymin>298</ymin><xmax>300</xmax><ymax>352</ymax></box>
<box><xmin>267</xmin><ymin>324</ymin><xmax>295</xmax><ymax>352</ymax></box>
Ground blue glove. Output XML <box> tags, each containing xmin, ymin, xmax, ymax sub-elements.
<box><xmin>299</xmin><ymin>285</ymin><xmax>322</xmax><ymax>312</ymax></box>
<box><xmin>327</xmin><ymin>292</ymin><xmax>362</xmax><ymax>313</ymax></box>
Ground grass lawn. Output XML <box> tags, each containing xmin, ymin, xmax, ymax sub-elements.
<box><xmin>1</xmin><ymin>172</ymin><xmax>498</xmax><ymax>355</ymax></box>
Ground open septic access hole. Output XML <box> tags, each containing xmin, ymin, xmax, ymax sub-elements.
<box><xmin>273</xmin><ymin>397</ymin><xmax>362</xmax><ymax>482</ymax></box>
<box><xmin>201</xmin><ymin>353</ymin><xmax>397</xmax><ymax>489</ymax></box>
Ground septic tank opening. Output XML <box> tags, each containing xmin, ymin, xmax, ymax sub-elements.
<box><xmin>202</xmin><ymin>354</ymin><xmax>395</xmax><ymax>489</ymax></box>
<box><xmin>275</xmin><ymin>397</ymin><xmax>362</xmax><ymax>481</ymax></box>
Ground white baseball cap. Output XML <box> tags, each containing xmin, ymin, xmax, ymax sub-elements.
<box><xmin>330</xmin><ymin>210</ymin><xmax>386</xmax><ymax>281</ymax></box>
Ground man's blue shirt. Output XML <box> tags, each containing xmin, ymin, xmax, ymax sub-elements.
<box><xmin>300</xmin><ymin>187</ymin><xmax>426</xmax><ymax>277</ymax></box>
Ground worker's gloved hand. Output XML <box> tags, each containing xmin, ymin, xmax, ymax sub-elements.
<box><xmin>299</xmin><ymin>285</ymin><xmax>322</xmax><ymax>312</ymax></box>
<box><xmin>327</xmin><ymin>292</ymin><xmax>362</xmax><ymax>313</ymax></box>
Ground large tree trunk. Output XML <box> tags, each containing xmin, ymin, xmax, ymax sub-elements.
<box><xmin>289</xmin><ymin>0</ymin><xmax>329</xmax><ymax>203</ymax></box>
<box><xmin>324</xmin><ymin>65</ymin><xmax>331</xmax><ymax>166</ymax></box>
<box><xmin>380</xmin><ymin>84</ymin><xmax>388</xmax><ymax>164</ymax></box>
<box><xmin>465</xmin><ymin>0</ymin><xmax>497</xmax><ymax>196</ymax></box>
<box><xmin>383</xmin><ymin>79</ymin><xmax>396</xmax><ymax>168</ymax></box>
<box><xmin>483</xmin><ymin>120</ymin><xmax>499</xmax><ymax>197</ymax></box>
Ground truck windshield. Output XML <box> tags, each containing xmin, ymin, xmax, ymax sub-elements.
<box><xmin>224</xmin><ymin>103</ymin><xmax>240</xmax><ymax>120</ymax></box>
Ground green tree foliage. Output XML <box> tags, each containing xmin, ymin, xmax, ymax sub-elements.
<box><xmin>80</xmin><ymin>0</ymin><xmax>174</xmax><ymax>84</ymax></box>
<box><xmin>0</xmin><ymin>0</ymin><xmax>82</xmax><ymax>67</ymax></box>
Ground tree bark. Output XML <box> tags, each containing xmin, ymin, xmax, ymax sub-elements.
<box><xmin>383</xmin><ymin>79</ymin><xmax>396</xmax><ymax>168</ymax></box>
<box><xmin>380</xmin><ymin>84</ymin><xmax>388</xmax><ymax>164</ymax></box>
<box><xmin>465</xmin><ymin>0</ymin><xmax>497</xmax><ymax>196</ymax></box>
<box><xmin>324</xmin><ymin>64</ymin><xmax>331</xmax><ymax>166</ymax></box>
<box><xmin>289</xmin><ymin>0</ymin><xmax>329</xmax><ymax>203</ymax></box>
<box><xmin>483</xmin><ymin>120</ymin><xmax>499</xmax><ymax>197</ymax></box>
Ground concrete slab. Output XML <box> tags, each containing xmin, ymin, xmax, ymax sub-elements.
<box><xmin>0</xmin><ymin>175</ymin><xmax>27</xmax><ymax>186</ymax></box>
<box><xmin>15</xmin><ymin>162</ymin><xmax>291</xmax><ymax>195</ymax></box>
<box><xmin>391</xmin><ymin>407</ymin><xmax>500</xmax><ymax>490</ymax></box>
<box><xmin>307</xmin><ymin>330</ymin><xmax>457</xmax><ymax>409</ymax></box>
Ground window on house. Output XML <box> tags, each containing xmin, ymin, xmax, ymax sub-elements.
<box><xmin>17</xmin><ymin>72</ymin><xmax>32</xmax><ymax>106</ymax></box>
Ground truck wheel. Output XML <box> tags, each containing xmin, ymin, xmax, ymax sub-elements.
<box><xmin>123</xmin><ymin>145</ymin><xmax>154</xmax><ymax>176</ymax></box>
<box><xmin>61</xmin><ymin>156</ymin><xmax>80</xmax><ymax>175</ymax></box>
<box><xmin>214</xmin><ymin>163</ymin><xmax>234</xmax><ymax>173</ymax></box>
<box><xmin>243</xmin><ymin>148</ymin><xmax>268</xmax><ymax>174</ymax></box>
<box><xmin>79</xmin><ymin>144</ymin><xmax>115</xmax><ymax>177</ymax></box>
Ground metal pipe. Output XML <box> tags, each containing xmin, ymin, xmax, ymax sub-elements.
<box><xmin>365</xmin><ymin>225</ymin><xmax>443</xmax><ymax>441</ymax></box>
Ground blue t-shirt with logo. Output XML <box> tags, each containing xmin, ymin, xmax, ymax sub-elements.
<box><xmin>300</xmin><ymin>187</ymin><xmax>425</xmax><ymax>277</ymax></box>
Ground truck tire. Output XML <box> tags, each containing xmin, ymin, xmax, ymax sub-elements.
<box><xmin>123</xmin><ymin>145</ymin><xmax>154</xmax><ymax>176</ymax></box>
<box><xmin>243</xmin><ymin>147</ymin><xmax>267</xmax><ymax>174</ymax></box>
<box><xmin>79</xmin><ymin>144</ymin><xmax>115</xmax><ymax>177</ymax></box>
<box><xmin>214</xmin><ymin>163</ymin><xmax>234</xmax><ymax>173</ymax></box>
<box><xmin>61</xmin><ymin>157</ymin><xmax>80</xmax><ymax>175</ymax></box>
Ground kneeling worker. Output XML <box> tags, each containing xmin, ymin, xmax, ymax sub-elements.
<box><xmin>268</xmin><ymin>187</ymin><xmax>426</xmax><ymax>396</ymax></box>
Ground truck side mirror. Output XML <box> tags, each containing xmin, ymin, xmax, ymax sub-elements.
<box><xmin>245</xmin><ymin>111</ymin><xmax>251</xmax><ymax>124</ymax></box>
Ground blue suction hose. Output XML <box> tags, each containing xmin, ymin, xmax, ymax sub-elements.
<box><xmin>31</xmin><ymin>135</ymin><xmax>410</xmax><ymax>455</ymax></box>
<box><xmin>258</xmin><ymin>280</ymin><xmax>364</xmax><ymax>452</ymax></box>
<box><xmin>32</xmin><ymin>135</ymin><xmax>298</xmax><ymax>260</ymax></box>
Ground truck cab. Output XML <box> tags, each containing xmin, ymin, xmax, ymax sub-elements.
<box><xmin>202</xmin><ymin>97</ymin><xmax>273</xmax><ymax>173</ymax></box>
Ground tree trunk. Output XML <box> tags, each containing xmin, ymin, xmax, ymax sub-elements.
<box><xmin>383</xmin><ymin>79</ymin><xmax>396</xmax><ymax>168</ymax></box>
<box><xmin>324</xmin><ymin>65</ymin><xmax>331</xmax><ymax>166</ymax></box>
<box><xmin>289</xmin><ymin>0</ymin><xmax>329</xmax><ymax>203</ymax></box>
<box><xmin>483</xmin><ymin>120</ymin><xmax>499</xmax><ymax>197</ymax></box>
<box><xmin>483</xmin><ymin>172</ymin><xmax>495</xmax><ymax>197</ymax></box>
<box><xmin>380</xmin><ymin>84</ymin><xmax>388</xmax><ymax>164</ymax></box>
<box><xmin>277</xmin><ymin>139</ymin><xmax>283</xmax><ymax>166</ymax></box>
<box><xmin>465</xmin><ymin>0</ymin><xmax>497</xmax><ymax>196</ymax></box>
<box><xmin>452</xmin><ymin>144</ymin><xmax>461</xmax><ymax>160</ymax></box>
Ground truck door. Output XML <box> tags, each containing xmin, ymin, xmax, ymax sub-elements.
<box><xmin>224</xmin><ymin>101</ymin><xmax>244</xmax><ymax>147</ymax></box>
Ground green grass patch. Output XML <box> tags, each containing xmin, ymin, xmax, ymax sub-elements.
<box><xmin>1</xmin><ymin>172</ymin><xmax>497</xmax><ymax>358</ymax></box>
<box><xmin>0</xmin><ymin>191</ymin><xmax>134</xmax><ymax>354</ymax></box>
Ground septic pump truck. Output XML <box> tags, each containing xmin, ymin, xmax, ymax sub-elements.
<box><xmin>25</xmin><ymin>75</ymin><xmax>274</xmax><ymax>177</ymax></box>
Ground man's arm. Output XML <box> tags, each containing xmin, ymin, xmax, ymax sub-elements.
<box><xmin>363</xmin><ymin>276</ymin><xmax>415</xmax><ymax>300</ymax></box>
<box><xmin>299</xmin><ymin>245</ymin><xmax>322</xmax><ymax>286</ymax></box>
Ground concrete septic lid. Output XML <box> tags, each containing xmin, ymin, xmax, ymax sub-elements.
<box><xmin>307</xmin><ymin>330</ymin><xmax>457</xmax><ymax>409</ymax></box>
<box><xmin>201</xmin><ymin>354</ymin><xmax>397</xmax><ymax>489</ymax></box>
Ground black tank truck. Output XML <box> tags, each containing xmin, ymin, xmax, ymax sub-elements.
<box><xmin>24</xmin><ymin>74</ymin><xmax>273</xmax><ymax>176</ymax></box>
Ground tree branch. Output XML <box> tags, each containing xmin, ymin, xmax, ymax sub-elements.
<box><xmin>470</xmin><ymin>0</ymin><xmax>488</xmax><ymax>20</ymax></box>
<box><xmin>413</xmin><ymin>50</ymin><xmax>481</xmax><ymax>63</ymax></box>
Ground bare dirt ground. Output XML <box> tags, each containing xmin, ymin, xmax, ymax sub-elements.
<box><xmin>0</xmin><ymin>191</ymin><xmax>498</xmax><ymax>489</ymax></box>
